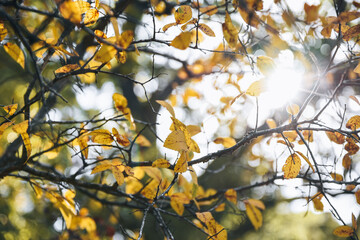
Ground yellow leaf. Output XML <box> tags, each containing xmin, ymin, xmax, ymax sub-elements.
<box><xmin>170</xmin><ymin>197</ymin><xmax>185</xmax><ymax>215</ymax></box>
<box><xmin>21</xmin><ymin>133</ymin><xmax>32</xmax><ymax>161</ymax></box>
<box><xmin>304</xmin><ymin>3</ymin><xmax>320</xmax><ymax>23</ymax></box>
<box><xmin>162</xmin><ymin>22</ymin><xmax>177</xmax><ymax>32</ymax></box>
<box><xmin>90</xmin><ymin>129</ymin><xmax>113</xmax><ymax>144</ymax></box>
<box><xmin>156</xmin><ymin>100</ymin><xmax>175</xmax><ymax>117</ymax></box>
<box><xmin>186</xmin><ymin>125</ymin><xmax>201</xmax><ymax>137</ymax></box>
<box><xmin>245</xmin><ymin>202</ymin><xmax>262</xmax><ymax>230</ymax></box>
<box><xmin>112</xmin><ymin>128</ymin><xmax>130</xmax><ymax>146</ymax></box>
<box><xmin>345</xmin><ymin>137</ymin><xmax>360</xmax><ymax>155</ymax></box>
<box><xmin>224</xmin><ymin>189</ymin><xmax>237</xmax><ymax>204</ymax></box>
<box><xmin>119</xmin><ymin>30</ymin><xmax>134</xmax><ymax>49</ymax></box>
<box><xmin>352</xmin><ymin>213</ymin><xmax>357</xmax><ymax>230</ymax></box>
<box><xmin>183</xmin><ymin>88</ymin><xmax>200</xmax><ymax>105</ymax></box>
<box><xmin>215</xmin><ymin>203</ymin><xmax>225</xmax><ymax>212</ymax></box>
<box><xmin>355</xmin><ymin>189</ymin><xmax>360</xmax><ymax>204</ymax></box>
<box><xmin>343</xmin><ymin>24</ymin><xmax>360</xmax><ymax>41</ymax></box>
<box><xmin>94</xmin><ymin>44</ymin><xmax>117</xmax><ymax>63</ymax></box>
<box><xmin>295</xmin><ymin>151</ymin><xmax>315</xmax><ymax>173</ymax></box>
<box><xmin>222</xmin><ymin>12</ymin><xmax>238</xmax><ymax>48</ymax></box>
<box><xmin>350</xmin><ymin>95</ymin><xmax>360</xmax><ymax>105</ymax></box>
<box><xmin>3</xmin><ymin>104</ymin><xmax>17</xmax><ymax>116</ymax></box>
<box><xmin>113</xmin><ymin>93</ymin><xmax>128</xmax><ymax>112</ymax></box>
<box><xmin>282</xmin><ymin>153</ymin><xmax>301</xmax><ymax>179</ymax></box>
<box><xmin>84</xmin><ymin>9</ymin><xmax>99</xmax><ymax>26</ymax></box>
<box><xmin>196</xmin><ymin>212</ymin><xmax>227</xmax><ymax>240</ymax></box>
<box><xmin>338</xmin><ymin>11</ymin><xmax>360</xmax><ymax>22</ymax></box>
<box><xmin>199</xmin><ymin>5</ymin><xmax>218</xmax><ymax>16</ymax></box>
<box><xmin>135</xmin><ymin>135</ymin><xmax>151</xmax><ymax>147</ymax></box>
<box><xmin>55</xmin><ymin>64</ymin><xmax>80</xmax><ymax>74</ymax></box>
<box><xmin>346</xmin><ymin>115</ymin><xmax>360</xmax><ymax>130</ymax></box>
<box><xmin>354</xmin><ymin>62</ymin><xmax>360</xmax><ymax>74</ymax></box>
<box><xmin>4</xmin><ymin>43</ymin><xmax>25</xmax><ymax>69</ymax></box>
<box><xmin>91</xmin><ymin>163</ymin><xmax>112</xmax><ymax>174</ymax></box>
<box><xmin>198</xmin><ymin>23</ymin><xmax>215</xmax><ymax>37</ymax></box>
<box><xmin>79</xmin><ymin>136</ymin><xmax>89</xmax><ymax>159</ymax></box>
<box><xmin>12</xmin><ymin>120</ymin><xmax>28</xmax><ymax>134</ymax></box>
<box><xmin>115</xmin><ymin>50</ymin><xmax>126</xmax><ymax>64</ymax></box>
<box><xmin>0</xmin><ymin>22</ymin><xmax>7</xmax><ymax>42</ymax></box>
<box><xmin>286</xmin><ymin>103</ymin><xmax>300</xmax><ymax>115</ymax></box>
<box><xmin>214</xmin><ymin>137</ymin><xmax>236</xmax><ymax>148</ymax></box>
<box><xmin>94</xmin><ymin>30</ymin><xmax>107</xmax><ymax>41</ymax></box>
<box><xmin>266</xmin><ymin>119</ymin><xmax>276</xmax><ymax>129</ymax></box>
<box><xmin>326</xmin><ymin>131</ymin><xmax>345</xmax><ymax>144</ymax></box>
<box><xmin>170</xmin><ymin>31</ymin><xmax>192</xmax><ymax>50</ymax></box>
<box><xmin>312</xmin><ymin>197</ymin><xmax>323</xmax><ymax>211</ymax></box>
<box><xmin>152</xmin><ymin>158</ymin><xmax>170</xmax><ymax>168</ymax></box>
<box><xmin>164</xmin><ymin>130</ymin><xmax>189</xmax><ymax>152</ymax></box>
<box><xmin>342</xmin><ymin>153</ymin><xmax>352</xmax><ymax>169</ymax></box>
<box><xmin>174</xmin><ymin>5</ymin><xmax>192</xmax><ymax>24</ymax></box>
<box><xmin>333</xmin><ymin>226</ymin><xmax>354</xmax><ymax>237</ymax></box>
<box><xmin>246</xmin><ymin>199</ymin><xmax>266</xmax><ymax>210</ymax></box>
<box><xmin>59</xmin><ymin>0</ymin><xmax>82</xmax><ymax>25</ymax></box>
<box><xmin>123</xmin><ymin>107</ymin><xmax>136</xmax><ymax>130</ymax></box>
<box><xmin>111</xmin><ymin>166</ymin><xmax>125</xmax><ymax>185</ymax></box>
<box><xmin>246</xmin><ymin>80</ymin><xmax>265</xmax><ymax>97</ymax></box>
<box><xmin>174</xmin><ymin>151</ymin><xmax>189</xmax><ymax>173</ymax></box>
<box><xmin>331</xmin><ymin>172</ymin><xmax>343</xmax><ymax>181</ymax></box>
<box><xmin>257</xmin><ymin>56</ymin><xmax>275</xmax><ymax>76</ymax></box>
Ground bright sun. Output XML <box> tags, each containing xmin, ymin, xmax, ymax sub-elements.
<box><xmin>261</xmin><ymin>58</ymin><xmax>304</xmax><ymax>110</ymax></box>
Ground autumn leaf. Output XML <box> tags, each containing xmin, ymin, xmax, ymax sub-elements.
<box><xmin>346</xmin><ymin>115</ymin><xmax>360</xmax><ymax>130</ymax></box>
<box><xmin>94</xmin><ymin>30</ymin><xmax>107</xmax><ymax>41</ymax></box>
<box><xmin>345</xmin><ymin>137</ymin><xmax>359</xmax><ymax>155</ymax></box>
<box><xmin>282</xmin><ymin>153</ymin><xmax>301</xmax><ymax>179</ymax></box>
<box><xmin>0</xmin><ymin>121</ymin><xmax>13</xmax><ymax>138</ymax></box>
<box><xmin>198</xmin><ymin>23</ymin><xmax>215</xmax><ymax>37</ymax></box>
<box><xmin>90</xmin><ymin>129</ymin><xmax>113</xmax><ymax>145</ymax></box>
<box><xmin>55</xmin><ymin>64</ymin><xmax>80</xmax><ymax>74</ymax></box>
<box><xmin>112</xmin><ymin>128</ymin><xmax>130</xmax><ymax>147</ymax></box>
<box><xmin>91</xmin><ymin>162</ymin><xmax>113</xmax><ymax>174</ymax></box>
<box><xmin>355</xmin><ymin>189</ymin><xmax>360</xmax><ymax>204</ymax></box>
<box><xmin>152</xmin><ymin>158</ymin><xmax>170</xmax><ymax>168</ymax></box>
<box><xmin>296</xmin><ymin>151</ymin><xmax>315</xmax><ymax>172</ymax></box>
<box><xmin>354</xmin><ymin>62</ymin><xmax>360</xmax><ymax>74</ymax></box>
<box><xmin>196</xmin><ymin>212</ymin><xmax>227</xmax><ymax>240</ymax></box>
<box><xmin>222</xmin><ymin>12</ymin><xmax>238</xmax><ymax>48</ymax></box>
<box><xmin>312</xmin><ymin>193</ymin><xmax>324</xmax><ymax>212</ymax></box>
<box><xmin>224</xmin><ymin>189</ymin><xmax>237</xmax><ymax>204</ymax></box>
<box><xmin>257</xmin><ymin>56</ymin><xmax>276</xmax><ymax>76</ymax></box>
<box><xmin>304</xmin><ymin>3</ymin><xmax>320</xmax><ymax>23</ymax></box>
<box><xmin>170</xmin><ymin>31</ymin><xmax>192</xmax><ymax>50</ymax></box>
<box><xmin>286</xmin><ymin>104</ymin><xmax>300</xmax><ymax>115</ymax></box>
<box><xmin>326</xmin><ymin>131</ymin><xmax>345</xmax><ymax>144</ymax></box>
<box><xmin>59</xmin><ymin>0</ymin><xmax>83</xmax><ymax>25</ymax></box>
<box><xmin>3</xmin><ymin>103</ymin><xmax>17</xmax><ymax>116</ymax></box>
<box><xmin>12</xmin><ymin>120</ymin><xmax>29</xmax><ymax>134</ymax></box>
<box><xmin>174</xmin><ymin>151</ymin><xmax>189</xmax><ymax>173</ymax></box>
<box><xmin>174</xmin><ymin>5</ymin><xmax>192</xmax><ymax>24</ymax></box>
<box><xmin>245</xmin><ymin>200</ymin><xmax>263</xmax><ymax>230</ymax></box>
<box><xmin>84</xmin><ymin>9</ymin><xmax>99</xmax><ymax>26</ymax></box>
<box><xmin>333</xmin><ymin>226</ymin><xmax>354</xmax><ymax>237</ymax></box>
<box><xmin>213</xmin><ymin>137</ymin><xmax>236</xmax><ymax>148</ymax></box>
<box><xmin>162</xmin><ymin>22</ymin><xmax>177</xmax><ymax>32</ymax></box>
<box><xmin>331</xmin><ymin>172</ymin><xmax>343</xmax><ymax>181</ymax></box>
<box><xmin>352</xmin><ymin>213</ymin><xmax>357</xmax><ymax>230</ymax></box>
<box><xmin>94</xmin><ymin>44</ymin><xmax>117</xmax><ymax>63</ymax></box>
<box><xmin>119</xmin><ymin>30</ymin><xmax>134</xmax><ymax>50</ymax></box>
<box><xmin>199</xmin><ymin>5</ymin><xmax>218</xmax><ymax>16</ymax></box>
<box><xmin>156</xmin><ymin>100</ymin><xmax>175</xmax><ymax>117</ymax></box>
<box><xmin>342</xmin><ymin>153</ymin><xmax>352</xmax><ymax>169</ymax></box>
<box><xmin>266</xmin><ymin>119</ymin><xmax>276</xmax><ymax>129</ymax></box>
<box><xmin>0</xmin><ymin>22</ymin><xmax>7</xmax><ymax>42</ymax></box>
<box><xmin>246</xmin><ymin>80</ymin><xmax>265</xmax><ymax>97</ymax></box>
<box><xmin>343</xmin><ymin>24</ymin><xmax>360</xmax><ymax>41</ymax></box>
<box><xmin>4</xmin><ymin>43</ymin><xmax>25</xmax><ymax>69</ymax></box>
<box><xmin>135</xmin><ymin>135</ymin><xmax>151</xmax><ymax>147</ymax></box>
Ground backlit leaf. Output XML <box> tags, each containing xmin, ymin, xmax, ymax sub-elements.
<box><xmin>59</xmin><ymin>0</ymin><xmax>82</xmax><ymax>25</ymax></box>
<box><xmin>214</xmin><ymin>137</ymin><xmax>236</xmax><ymax>148</ymax></box>
<box><xmin>346</xmin><ymin>115</ymin><xmax>360</xmax><ymax>130</ymax></box>
<box><xmin>245</xmin><ymin>202</ymin><xmax>262</xmax><ymax>230</ymax></box>
<box><xmin>84</xmin><ymin>9</ymin><xmax>99</xmax><ymax>26</ymax></box>
<box><xmin>4</xmin><ymin>43</ymin><xmax>25</xmax><ymax>69</ymax></box>
<box><xmin>112</xmin><ymin>166</ymin><xmax>125</xmax><ymax>185</ymax></box>
<box><xmin>112</xmin><ymin>128</ymin><xmax>130</xmax><ymax>147</ymax></box>
<box><xmin>170</xmin><ymin>197</ymin><xmax>185</xmax><ymax>215</ymax></box>
<box><xmin>3</xmin><ymin>104</ymin><xmax>17</xmax><ymax>116</ymax></box>
<box><xmin>55</xmin><ymin>64</ymin><xmax>80</xmax><ymax>74</ymax></box>
<box><xmin>174</xmin><ymin>151</ymin><xmax>189</xmax><ymax>173</ymax></box>
<box><xmin>224</xmin><ymin>189</ymin><xmax>237</xmax><ymax>204</ymax></box>
<box><xmin>156</xmin><ymin>100</ymin><xmax>175</xmax><ymax>117</ymax></box>
<box><xmin>174</xmin><ymin>5</ymin><xmax>192</xmax><ymax>24</ymax></box>
<box><xmin>343</xmin><ymin>24</ymin><xmax>360</xmax><ymax>41</ymax></box>
<box><xmin>21</xmin><ymin>133</ymin><xmax>32</xmax><ymax>161</ymax></box>
<box><xmin>198</xmin><ymin>23</ymin><xmax>215</xmax><ymax>37</ymax></box>
<box><xmin>94</xmin><ymin>30</ymin><xmax>107</xmax><ymax>41</ymax></box>
<box><xmin>91</xmin><ymin>162</ymin><xmax>112</xmax><ymax>174</ymax></box>
<box><xmin>113</xmin><ymin>93</ymin><xmax>128</xmax><ymax>112</ymax></box>
<box><xmin>222</xmin><ymin>12</ymin><xmax>238</xmax><ymax>48</ymax></box>
<box><xmin>162</xmin><ymin>22</ymin><xmax>177</xmax><ymax>32</ymax></box>
<box><xmin>342</xmin><ymin>153</ymin><xmax>352</xmax><ymax>169</ymax></box>
<box><xmin>246</xmin><ymin>199</ymin><xmax>266</xmax><ymax>210</ymax></box>
<box><xmin>164</xmin><ymin>131</ymin><xmax>189</xmax><ymax>152</ymax></box>
<box><xmin>286</xmin><ymin>104</ymin><xmax>300</xmax><ymax>115</ymax></box>
<box><xmin>94</xmin><ymin>44</ymin><xmax>117</xmax><ymax>63</ymax></box>
<box><xmin>326</xmin><ymin>131</ymin><xmax>345</xmax><ymax>144</ymax></box>
<box><xmin>333</xmin><ymin>226</ymin><xmax>354</xmax><ymax>237</ymax></box>
<box><xmin>282</xmin><ymin>153</ymin><xmax>301</xmax><ymax>179</ymax></box>
<box><xmin>199</xmin><ymin>5</ymin><xmax>218</xmax><ymax>16</ymax></box>
<box><xmin>135</xmin><ymin>135</ymin><xmax>151</xmax><ymax>147</ymax></box>
<box><xmin>0</xmin><ymin>121</ymin><xmax>13</xmax><ymax>138</ymax></box>
<box><xmin>331</xmin><ymin>172</ymin><xmax>343</xmax><ymax>181</ymax></box>
<box><xmin>170</xmin><ymin>31</ymin><xmax>192</xmax><ymax>50</ymax></box>
<box><xmin>257</xmin><ymin>56</ymin><xmax>276</xmax><ymax>76</ymax></box>
<box><xmin>246</xmin><ymin>80</ymin><xmax>265</xmax><ymax>96</ymax></box>
<box><xmin>119</xmin><ymin>30</ymin><xmax>134</xmax><ymax>49</ymax></box>
<box><xmin>186</xmin><ymin>125</ymin><xmax>201</xmax><ymax>137</ymax></box>
<box><xmin>152</xmin><ymin>158</ymin><xmax>170</xmax><ymax>168</ymax></box>
<box><xmin>12</xmin><ymin>120</ymin><xmax>28</xmax><ymax>134</ymax></box>
<box><xmin>0</xmin><ymin>22</ymin><xmax>7</xmax><ymax>42</ymax></box>
<box><xmin>90</xmin><ymin>129</ymin><xmax>113</xmax><ymax>144</ymax></box>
